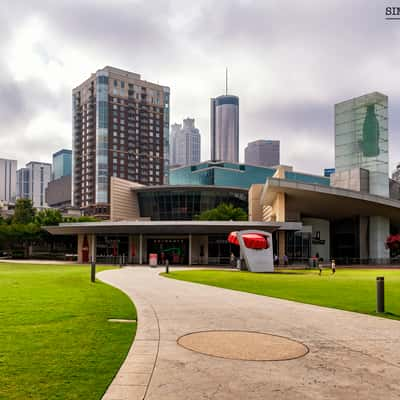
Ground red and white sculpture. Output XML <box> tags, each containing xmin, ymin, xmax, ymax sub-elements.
<box><xmin>228</xmin><ymin>230</ymin><xmax>274</xmax><ymax>273</ymax></box>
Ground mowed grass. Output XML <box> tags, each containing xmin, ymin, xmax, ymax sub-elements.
<box><xmin>163</xmin><ymin>268</ymin><xmax>400</xmax><ymax>320</ymax></box>
<box><xmin>0</xmin><ymin>263</ymin><xmax>136</xmax><ymax>400</ymax></box>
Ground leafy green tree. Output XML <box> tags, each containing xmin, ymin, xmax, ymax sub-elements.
<box><xmin>196</xmin><ymin>203</ymin><xmax>248</xmax><ymax>221</ymax></box>
<box><xmin>0</xmin><ymin>223</ymin><xmax>41</xmax><ymax>258</ymax></box>
<box><xmin>62</xmin><ymin>215</ymin><xmax>99</xmax><ymax>223</ymax></box>
<box><xmin>35</xmin><ymin>208</ymin><xmax>63</xmax><ymax>226</ymax></box>
<box><xmin>12</xmin><ymin>199</ymin><xmax>35</xmax><ymax>225</ymax></box>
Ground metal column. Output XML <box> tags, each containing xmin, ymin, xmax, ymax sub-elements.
<box><xmin>188</xmin><ymin>234</ymin><xmax>192</xmax><ymax>266</ymax></box>
<box><xmin>90</xmin><ymin>234</ymin><xmax>96</xmax><ymax>263</ymax></box>
<box><xmin>139</xmin><ymin>234</ymin><xmax>143</xmax><ymax>265</ymax></box>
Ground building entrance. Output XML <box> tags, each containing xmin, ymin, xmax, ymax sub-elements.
<box><xmin>147</xmin><ymin>238</ymin><xmax>189</xmax><ymax>265</ymax></box>
<box><xmin>96</xmin><ymin>235</ymin><xmax>129</xmax><ymax>263</ymax></box>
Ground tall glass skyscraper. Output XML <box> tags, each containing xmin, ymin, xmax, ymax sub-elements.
<box><xmin>52</xmin><ymin>149</ymin><xmax>72</xmax><ymax>180</ymax></box>
<box><xmin>210</xmin><ymin>95</ymin><xmax>239</xmax><ymax>163</ymax></box>
<box><xmin>335</xmin><ymin>92</ymin><xmax>388</xmax><ymax>197</ymax></box>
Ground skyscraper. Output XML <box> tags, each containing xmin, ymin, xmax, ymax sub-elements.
<box><xmin>334</xmin><ymin>92</ymin><xmax>388</xmax><ymax>197</ymax></box>
<box><xmin>72</xmin><ymin>66</ymin><xmax>170</xmax><ymax>217</ymax></box>
<box><xmin>244</xmin><ymin>140</ymin><xmax>280</xmax><ymax>167</ymax></box>
<box><xmin>170</xmin><ymin>118</ymin><xmax>201</xmax><ymax>167</ymax></box>
<box><xmin>210</xmin><ymin>95</ymin><xmax>239</xmax><ymax>163</ymax></box>
<box><xmin>16</xmin><ymin>161</ymin><xmax>52</xmax><ymax>209</ymax></box>
<box><xmin>0</xmin><ymin>158</ymin><xmax>17</xmax><ymax>203</ymax></box>
<box><xmin>46</xmin><ymin>149</ymin><xmax>73</xmax><ymax>210</ymax></box>
<box><xmin>333</xmin><ymin>92</ymin><xmax>389</xmax><ymax>261</ymax></box>
<box><xmin>169</xmin><ymin>123</ymin><xmax>182</xmax><ymax>166</ymax></box>
<box><xmin>52</xmin><ymin>149</ymin><xmax>72</xmax><ymax>180</ymax></box>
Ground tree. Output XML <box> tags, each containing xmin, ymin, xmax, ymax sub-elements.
<box><xmin>12</xmin><ymin>199</ymin><xmax>35</xmax><ymax>225</ymax></box>
<box><xmin>196</xmin><ymin>203</ymin><xmax>248</xmax><ymax>221</ymax></box>
<box><xmin>63</xmin><ymin>215</ymin><xmax>99</xmax><ymax>223</ymax></box>
<box><xmin>35</xmin><ymin>208</ymin><xmax>63</xmax><ymax>226</ymax></box>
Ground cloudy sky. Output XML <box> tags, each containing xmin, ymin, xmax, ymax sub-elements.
<box><xmin>0</xmin><ymin>0</ymin><xmax>399</xmax><ymax>175</ymax></box>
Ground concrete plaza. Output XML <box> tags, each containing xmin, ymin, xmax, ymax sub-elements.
<box><xmin>99</xmin><ymin>267</ymin><xmax>400</xmax><ymax>400</ymax></box>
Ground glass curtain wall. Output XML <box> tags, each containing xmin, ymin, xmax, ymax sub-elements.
<box><xmin>335</xmin><ymin>92</ymin><xmax>388</xmax><ymax>197</ymax></box>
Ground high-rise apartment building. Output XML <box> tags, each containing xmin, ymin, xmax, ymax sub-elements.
<box><xmin>72</xmin><ymin>66</ymin><xmax>170</xmax><ymax>217</ymax></box>
<box><xmin>170</xmin><ymin>118</ymin><xmax>201</xmax><ymax>167</ymax></box>
<box><xmin>210</xmin><ymin>95</ymin><xmax>239</xmax><ymax>162</ymax></box>
<box><xmin>0</xmin><ymin>158</ymin><xmax>17</xmax><ymax>202</ymax></box>
<box><xmin>244</xmin><ymin>140</ymin><xmax>280</xmax><ymax>167</ymax></box>
<box><xmin>53</xmin><ymin>149</ymin><xmax>72</xmax><ymax>180</ymax></box>
<box><xmin>16</xmin><ymin>161</ymin><xmax>52</xmax><ymax>209</ymax></box>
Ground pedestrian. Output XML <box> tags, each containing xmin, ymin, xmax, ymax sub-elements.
<box><xmin>230</xmin><ymin>252</ymin><xmax>236</xmax><ymax>268</ymax></box>
<box><xmin>274</xmin><ymin>254</ymin><xmax>279</xmax><ymax>266</ymax></box>
<box><xmin>318</xmin><ymin>261</ymin><xmax>322</xmax><ymax>275</ymax></box>
<box><xmin>283</xmin><ymin>254</ymin><xmax>289</xmax><ymax>266</ymax></box>
<box><xmin>331</xmin><ymin>259</ymin><xmax>336</xmax><ymax>274</ymax></box>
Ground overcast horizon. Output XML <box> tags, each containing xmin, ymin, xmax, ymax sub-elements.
<box><xmin>0</xmin><ymin>0</ymin><xmax>399</xmax><ymax>175</ymax></box>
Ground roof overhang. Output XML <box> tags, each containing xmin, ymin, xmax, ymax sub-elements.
<box><xmin>131</xmin><ymin>185</ymin><xmax>248</xmax><ymax>193</ymax></box>
<box><xmin>45</xmin><ymin>220</ymin><xmax>302</xmax><ymax>236</ymax></box>
<box><xmin>262</xmin><ymin>178</ymin><xmax>400</xmax><ymax>222</ymax></box>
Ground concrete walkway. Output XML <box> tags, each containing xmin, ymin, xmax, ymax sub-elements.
<box><xmin>99</xmin><ymin>267</ymin><xmax>400</xmax><ymax>400</ymax></box>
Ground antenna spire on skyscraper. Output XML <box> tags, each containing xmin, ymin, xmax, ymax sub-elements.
<box><xmin>225</xmin><ymin>67</ymin><xmax>228</xmax><ymax>95</ymax></box>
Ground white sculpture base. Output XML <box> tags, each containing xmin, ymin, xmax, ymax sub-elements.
<box><xmin>236</xmin><ymin>230</ymin><xmax>274</xmax><ymax>273</ymax></box>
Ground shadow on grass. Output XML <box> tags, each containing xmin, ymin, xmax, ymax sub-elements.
<box><xmin>379</xmin><ymin>311</ymin><xmax>400</xmax><ymax>319</ymax></box>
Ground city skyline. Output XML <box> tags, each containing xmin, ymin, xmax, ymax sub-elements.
<box><xmin>1</xmin><ymin>1</ymin><xmax>400</xmax><ymax>175</ymax></box>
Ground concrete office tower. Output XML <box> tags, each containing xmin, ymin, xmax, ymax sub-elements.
<box><xmin>52</xmin><ymin>149</ymin><xmax>72</xmax><ymax>180</ymax></box>
<box><xmin>169</xmin><ymin>123</ymin><xmax>182</xmax><ymax>166</ymax></box>
<box><xmin>210</xmin><ymin>95</ymin><xmax>239</xmax><ymax>162</ymax></box>
<box><xmin>72</xmin><ymin>66</ymin><xmax>170</xmax><ymax>217</ymax></box>
<box><xmin>0</xmin><ymin>158</ymin><xmax>17</xmax><ymax>202</ymax></box>
<box><xmin>170</xmin><ymin>118</ymin><xmax>201</xmax><ymax>167</ymax></box>
<box><xmin>392</xmin><ymin>163</ymin><xmax>400</xmax><ymax>182</ymax></box>
<box><xmin>16</xmin><ymin>162</ymin><xmax>52</xmax><ymax>209</ymax></box>
<box><xmin>244</xmin><ymin>140</ymin><xmax>280</xmax><ymax>167</ymax></box>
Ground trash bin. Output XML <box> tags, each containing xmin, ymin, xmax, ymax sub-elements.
<box><xmin>149</xmin><ymin>253</ymin><xmax>158</xmax><ymax>267</ymax></box>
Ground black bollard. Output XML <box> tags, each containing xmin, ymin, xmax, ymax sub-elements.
<box><xmin>91</xmin><ymin>260</ymin><xmax>96</xmax><ymax>283</ymax></box>
<box><xmin>376</xmin><ymin>276</ymin><xmax>385</xmax><ymax>313</ymax></box>
<box><xmin>166</xmin><ymin>259</ymin><xmax>169</xmax><ymax>274</ymax></box>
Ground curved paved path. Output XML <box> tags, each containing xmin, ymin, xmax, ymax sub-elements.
<box><xmin>99</xmin><ymin>267</ymin><xmax>400</xmax><ymax>400</ymax></box>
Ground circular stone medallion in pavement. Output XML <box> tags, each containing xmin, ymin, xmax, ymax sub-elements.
<box><xmin>177</xmin><ymin>330</ymin><xmax>308</xmax><ymax>361</ymax></box>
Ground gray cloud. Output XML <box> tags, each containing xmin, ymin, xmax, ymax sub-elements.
<box><xmin>0</xmin><ymin>0</ymin><xmax>399</xmax><ymax>175</ymax></box>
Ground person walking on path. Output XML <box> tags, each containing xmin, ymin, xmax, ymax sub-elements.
<box><xmin>331</xmin><ymin>259</ymin><xmax>336</xmax><ymax>274</ymax></box>
<box><xmin>318</xmin><ymin>260</ymin><xmax>323</xmax><ymax>276</ymax></box>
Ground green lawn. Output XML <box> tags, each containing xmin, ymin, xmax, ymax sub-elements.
<box><xmin>0</xmin><ymin>263</ymin><xmax>136</xmax><ymax>400</ymax></box>
<box><xmin>162</xmin><ymin>269</ymin><xmax>400</xmax><ymax>320</ymax></box>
